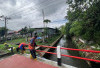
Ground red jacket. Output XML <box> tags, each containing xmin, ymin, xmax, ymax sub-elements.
<box><xmin>18</xmin><ymin>43</ymin><xmax>27</xmax><ymax>48</ymax></box>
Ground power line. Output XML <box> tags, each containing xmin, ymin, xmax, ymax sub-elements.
<box><xmin>25</xmin><ymin>0</ymin><xmax>65</xmax><ymax>16</ymax></box>
<box><xmin>1</xmin><ymin>0</ymin><xmax>49</xmax><ymax>16</ymax></box>
<box><xmin>7</xmin><ymin>0</ymin><xmax>65</xmax><ymax>30</ymax></box>
<box><xmin>9</xmin><ymin>0</ymin><xmax>50</xmax><ymax>16</ymax></box>
<box><xmin>10</xmin><ymin>0</ymin><xmax>51</xmax><ymax>17</ymax></box>
<box><xmin>5</xmin><ymin>0</ymin><xmax>66</xmax><ymax>30</ymax></box>
<box><xmin>10</xmin><ymin>0</ymin><xmax>59</xmax><ymax>17</ymax></box>
<box><xmin>20</xmin><ymin>0</ymin><xmax>66</xmax><ymax>28</ymax></box>
<box><xmin>11</xmin><ymin>0</ymin><xmax>65</xmax><ymax>17</ymax></box>
<box><xmin>0</xmin><ymin>1</ymin><xmax>39</xmax><ymax>16</ymax></box>
<box><xmin>6</xmin><ymin>1</ymin><xmax>36</xmax><ymax>16</ymax></box>
<box><xmin>11</xmin><ymin>0</ymin><xmax>63</xmax><ymax>24</ymax></box>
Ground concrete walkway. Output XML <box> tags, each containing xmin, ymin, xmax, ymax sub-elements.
<box><xmin>0</xmin><ymin>54</ymin><xmax>58</xmax><ymax>68</ymax></box>
<box><xmin>23</xmin><ymin>54</ymin><xmax>77</xmax><ymax>68</ymax></box>
<box><xmin>0</xmin><ymin>54</ymin><xmax>77</xmax><ymax>68</ymax></box>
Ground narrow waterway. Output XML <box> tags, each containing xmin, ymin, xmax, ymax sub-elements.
<box><xmin>46</xmin><ymin>36</ymin><xmax>90</xmax><ymax>68</ymax></box>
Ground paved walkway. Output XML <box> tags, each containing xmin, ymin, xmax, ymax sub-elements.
<box><xmin>0</xmin><ymin>54</ymin><xmax>58</xmax><ymax>68</ymax></box>
<box><xmin>22</xmin><ymin>54</ymin><xmax>76</xmax><ymax>68</ymax></box>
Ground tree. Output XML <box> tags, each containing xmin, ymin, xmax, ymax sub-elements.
<box><xmin>66</xmin><ymin>0</ymin><xmax>100</xmax><ymax>43</ymax></box>
<box><xmin>0</xmin><ymin>27</ymin><xmax>8</xmax><ymax>41</ymax></box>
<box><xmin>55</xmin><ymin>27</ymin><xmax>60</xmax><ymax>34</ymax></box>
<box><xmin>0</xmin><ymin>27</ymin><xmax>6</xmax><ymax>36</ymax></box>
<box><xmin>28</xmin><ymin>28</ymin><xmax>34</xmax><ymax>37</ymax></box>
<box><xmin>19</xmin><ymin>26</ymin><xmax>28</xmax><ymax>37</ymax></box>
<box><xmin>43</xmin><ymin>19</ymin><xmax>51</xmax><ymax>28</ymax></box>
<box><xmin>60</xmin><ymin>25</ymin><xmax>66</xmax><ymax>35</ymax></box>
<box><xmin>43</xmin><ymin>19</ymin><xmax>51</xmax><ymax>39</ymax></box>
<box><xmin>65</xmin><ymin>23</ymin><xmax>72</xmax><ymax>38</ymax></box>
<box><xmin>69</xmin><ymin>21</ymin><xmax>83</xmax><ymax>37</ymax></box>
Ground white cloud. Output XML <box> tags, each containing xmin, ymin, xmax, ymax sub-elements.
<box><xmin>0</xmin><ymin>0</ymin><xmax>68</xmax><ymax>30</ymax></box>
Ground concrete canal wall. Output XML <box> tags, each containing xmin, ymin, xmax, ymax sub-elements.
<box><xmin>42</xmin><ymin>35</ymin><xmax>63</xmax><ymax>58</ymax></box>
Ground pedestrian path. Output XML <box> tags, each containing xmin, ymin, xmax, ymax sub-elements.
<box><xmin>0</xmin><ymin>54</ymin><xmax>77</xmax><ymax>68</ymax></box>
<box><xmin>0</xmin><ymin>54</ymin><xmax>58</xmax><ymax>68</ymax></box>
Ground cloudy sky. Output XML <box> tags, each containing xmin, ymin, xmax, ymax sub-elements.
<box><xmin>0</xmin><ymin>0</ymin><xmax>68</xmax><ymax>30</ymax></box>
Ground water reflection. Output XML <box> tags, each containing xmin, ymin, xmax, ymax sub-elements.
<box><xmin>47</xmin><ymin>36</ymin><xmax>90</xmax><ymax>68</ymax></box>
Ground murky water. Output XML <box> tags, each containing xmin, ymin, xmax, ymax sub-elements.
<box><xmin>46</xmin><ymin>36</ymin><xmax>90</xmax><ymax>68</ymax></box>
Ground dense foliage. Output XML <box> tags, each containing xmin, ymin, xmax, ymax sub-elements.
<box><xmin>60</xmin><ymin>25</ymin><xmax>66</xmax><ymax>34</ymax></box>
<box><xmin>65</xmin><ymin>0</ymin><xmax>100</xmax><ymax>44</ymax></box>
<box><xmin>43</xmin><ymin>19</ymin><xmax>51</xmax><ymax>39</ymax></box>
<box><xmin>28</xmin><ymin>28</ymin><xmax>34</xmax><ymax>37</ymax></box>
<box><xmin>0</xmin><ymin>27</ymin><xmax>7</xmax><ymax>37</ymax></box>
<box><xmin>19</xmin><ymin>26</ymin><xmax>28</xmax><ymax>35</ymax></box>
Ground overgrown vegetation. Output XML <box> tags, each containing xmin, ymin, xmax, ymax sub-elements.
<box><xmin>36</xmin><ymin>34</ymin><xmax>60</xmax><ymax>45</ymax></box>
<box><xmin>0</xmin><ymin>34</ymin><xmax>60</xmax><ymax>54</ymax></box>
<box><xmin>60</xmin><ymin>25</ymin><xmax>66</xmax><ymax>34</ymax></box>
<box><xmin>0</xmin><ymin>44</ymin><xmax>11</xmax><ymax>54</ymax></box>
<box><xmin>65</xmin><ymin>0</ymin><xmax>100</xmax><ymax>44</ymax></box>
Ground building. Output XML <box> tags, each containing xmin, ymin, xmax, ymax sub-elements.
<box><xmin>33</xmin><ymin>27</ymin><xmax>57</xmax><ymax>35</ymax></box>
<box><xmin>7</xmin><ymin>30</ymin><xmax>20</xmax><ymax>40</ymax></box>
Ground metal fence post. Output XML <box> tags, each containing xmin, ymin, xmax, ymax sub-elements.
<box><xmin>11</xmin><ymin>47</ymin><xmax>14</xmax><ymax>54</ymax></box>
<box><xmin>57</xmin><ymin>46</ymin><xmax>61</xmax><ymax>66</ymax></box>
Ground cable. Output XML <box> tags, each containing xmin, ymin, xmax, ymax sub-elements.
<box><xmin>10</xmin><ymin>0</ymin><xmax>53</xmax><ymax>16</ymax></box>
<box><xmin>10</xmin><ymin>0</ymin><xmax>65</xmax><ymax>17</ymax></box>
<box><xmin>6</xmin><ymin>0</ymin><xmax>66</xmax><ymax>29</ymax></box>
<box><xmin>17</xmin><ymin>0</ymin><xmax>65</xmax><ymax>27</ymax></box>
<box><xmin>23</xmin><ymin>0</ymin><xmax>65</xmax><ymax>16</ymax></box>
<box><xmin>7</xmin><ymin>0</ymin><xmax>43</xmax><ymax>15</ymax></box>
<box><xmin>9</xmin><ymin>0</ymin><xmax>52</xmax><ymax>16</ymax></box>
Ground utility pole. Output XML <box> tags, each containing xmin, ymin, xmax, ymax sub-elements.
<box><xmin>0</xmin><ymin>15</ymin><xmax>11</xmax><ymax>41</ymax></box>
<box><xmin>5</xmin><ymin>17</ymin><xmax>10</xmax><ymax>41</ymax></box>
<box><xmin>42</xmin><ymin>9</ymin><xmax>45</xmax><ymax>28</ymax></box>
<box><xmin>42</xmin><ymin>9</ymin><xmax>45</xmax><ymax>42</ymax></box>
<box><xmin>29</xmin><ymin>26</ymin><xmax>30</xmax><ymax>29</ymax></box>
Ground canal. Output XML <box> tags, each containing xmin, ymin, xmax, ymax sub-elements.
<box><xmin>46</xmin><ymin>36</ymin><xmax>90</xmax><ymax>68</ymax></box>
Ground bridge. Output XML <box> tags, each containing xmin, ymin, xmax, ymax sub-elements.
<box><xmin>0</xmin><ymin>45</ymin><xmax>100</xmax><ymax>68</ymax></box>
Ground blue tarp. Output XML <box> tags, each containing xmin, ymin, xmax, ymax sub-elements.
<box><xmin>36</xmin><ymin>37</ymin><xmax>42</xmax><ymax>39</ymax></box>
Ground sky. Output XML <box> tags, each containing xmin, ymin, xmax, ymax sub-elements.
<box><xmin>0</xmin><ymin>0</ymin><xmax>68</xmax><ymax>31</ymax></box>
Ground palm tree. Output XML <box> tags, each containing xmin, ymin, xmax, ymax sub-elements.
<box><xmin>43</xmin><ymin>19</ymin><xmax>51</xmax><ymax>39</ymax></box>
<box><xmin>43</xmin><ymin>19</ymin><xmax>51</xmax><ymax>28</ymax></box>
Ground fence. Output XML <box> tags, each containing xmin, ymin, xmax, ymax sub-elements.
<box><xmin>36</xmin><ymin>45</ymin><xmax>100</xmax><ymax>66</ymax></box>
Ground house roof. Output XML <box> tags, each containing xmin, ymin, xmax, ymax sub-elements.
<box><xmin>32</xmin><ymin>27</ymin><xmax>56</xmax><ymax>30</ymax></box>
<box><xmin>7</xmin><ymin>30</ymin><xmax>15</xmax><ymax>34</ymax></box>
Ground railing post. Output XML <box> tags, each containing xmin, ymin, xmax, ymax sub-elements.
<box><xmin>57</xmin><ymin>46</ymin><xmax>61</xmax><ymax>66</ymax></box>
<box><xmin>11</xmin><ymin>47</ymin><xmax>14</xmax><ymax>54</ymax></box>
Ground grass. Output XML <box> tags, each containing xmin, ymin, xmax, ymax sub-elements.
<box><xmin>0</xmin><ymin>44</ymin><xmax>11</xmax><ymax>53</ymax></box>
<box><xmin>0</xmin><ymin>35</ymin><xmax>60</xmax><ymax>54</ymax></box>
<box><xmin>47</xmin><ymin>35</ymin><xmax>60</xmax><ymax>44</ymax></box>
<box><xmin>36</xmin><ymin>35</ymin><xmax>60</xmax><ymax>45</ymax></box>
<box><xmin>0</xmin><ymin>38</ymin><xmax>27</xmax><ymax>54</ymax></box>
<box><xmin>6</xmin><ymin>38</ymin><xmax>28</xmax><ymax>44</ymax></box>
<box><xmin>2</xmin><ymin>35</ymin><xmax>60</xmax><ymax>46</ymax></box>
<box><xmin>0</xmin><ymin>44</ymin><xmax>5</xmax><ymax>50</ymax></box>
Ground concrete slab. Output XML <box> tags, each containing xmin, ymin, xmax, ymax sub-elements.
<box><xmin>23</xmin><ymin>54</ymin><xmax>77</xmax><ymax>68</ymax></box>
<box><xmin>0</xmin><ymin>54</ymin><xmax>58</xmax><ymax>68</ymax></box>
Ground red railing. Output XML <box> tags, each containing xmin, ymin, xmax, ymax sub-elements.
<box><xmin>37</xmin><ymin>45</ymin><xmax>100</xmax><ymax>53</ymax></box>
<box><xmin>37</xmin><ymin>45</ymin><xmax>100</xmax><ymax>63</ymax></box>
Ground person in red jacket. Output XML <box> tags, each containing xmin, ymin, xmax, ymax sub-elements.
<box><xmin>16</xmin><ymin>43</ymin><xmax>28</xmax><ymax>54</ymax></box>
<box><xmin>29</xmin><ymin>36</ymin><xmax>37</xmax><ymax>60</ymax></box>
